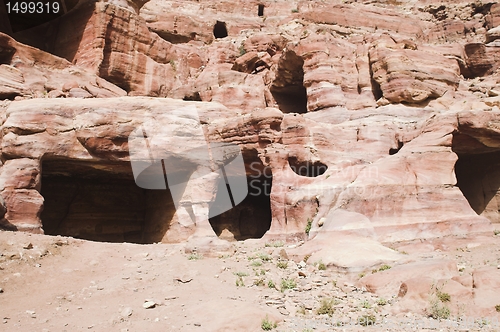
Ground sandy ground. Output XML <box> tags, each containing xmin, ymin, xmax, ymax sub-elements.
<box><xmin>1</xmin><ymin>231</ymin><xmax>500</xmax><ymax>331</ymax></box>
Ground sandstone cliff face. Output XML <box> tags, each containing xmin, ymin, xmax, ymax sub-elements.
<box><xmin>0</xmin><ymin>0</ymin><xmax>500</xmax><ymax>249</ymax></box>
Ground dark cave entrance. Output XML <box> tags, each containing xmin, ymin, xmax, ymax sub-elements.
<box><xmin>209</xmin><ymin>159</ymin><xmax>272</xmax><ymax>241</ymax></box>
<box><xmin>213</xmin><ymin>21</ymin><xmax>228</xmax><ymax>39</ymax></box>
<box><xmin>288</xmin><ymin>157</ymin><xmax>327</xmax><ymax>177</ymax></box>
<box><xmin>270</xmin><ymin>50</ymin><xmax>308</xmax><ymax>114</ymax></box>
<box><xmin>452</xmin><ymin>134</ymin><xmax>500</xmax><ymax>223</ymax></box>
<box><xmin>40</xmin><ymin>159</ymin><xmax>175</xmax><ymax>244</ymax></box>
<box><xmin>258</xmin><ymin>4</ymin><xmax>265</xmax><ymax>16</ymax></box>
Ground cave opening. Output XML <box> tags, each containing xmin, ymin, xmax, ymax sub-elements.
<box><xmin>270</xmin><ymin>50</ymin><xmax>308</xmax><ymax>114</ymax></box>
<box><xmin>258</xmin><ymin>4</ymin><xmax>264</xmax><ymax>16</ymax></box>
<box><xmin>40</xmin><ymin>159</ymin><xmax>174</xmax><ymax>244</ymax></box>
<box><xmin>209</xmin><ymin>158</ymin><xmax>272</xmax><ymax>241</ymax></box>
<box><xmin>289</xmin><ymin>157</ymin><xmax>327</xmax><ymax>177</ymax></box>
<box><xmin>213</xmin><ymin>21</ymin><xmax>228</xmax><ymax>39</ymax></box>
<box><xmin>389</xmin><ymin>141</ymin><xmax>404</xmax><ymax>155</ymax></box>
<box><xmin>453</xmin><ymin>133</ymin><xmax>500</xmax><ymax>223</ymax></box>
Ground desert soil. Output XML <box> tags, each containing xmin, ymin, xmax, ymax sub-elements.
<box><xmin>1</xmin><ymin>231</ymin><xmax>500</xmax><ymax>332</ymax></box>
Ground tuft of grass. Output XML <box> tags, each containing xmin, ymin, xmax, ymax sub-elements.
<box><xmin>376</xmin><ymin>298</ymin><xmax>388</xmax><ymax>306</ymax></box>
<box><xmin>254</xmin><ymin>278</ymin><xmax>266</xmax><ymax>286</ymax></box>
<box><xmin>496</xmin><ymin>304</ymin><xmax>500</xmax><ymax>312</ymax></box>
<box><xmin>317</xmin><ymin>261</ymin><xmax>326</xmax><ymax>270</ymax></box>
<box><xmin>436</xmin><ymin>291</ymin><xmax>450</xmax><ymax>303</ymax></box>
<box><xmin>280</xmin><ymin>278</ymin><xmax>297</xmax><ymax>292</ymax></box>
<box><xmin>261</xmin><ymin>315</ymin><xmax>277</xmax><ymax>330</ymax></box>
<box><xmin>187</xmin><ymin>253</ymin><xmax>202</xmax><ymax>260</ymax></box>
<box><xmin>358</xmin><ymin>272</ymin><xmax>366</xmax><ymax>278</ymax></box>
<box><xmin>378</xmin><ymin>264</ymin><xmax>391</xmax><ymax>271</ymax></box>
<box><xmin>316</xmin><ymin>298</ymin><xmax>337</xmax><ymax>317</ymax></box>
<box><xmin>257</xmin><ymin>253</ymin><xmax>272</xmax><ymax>262</ymax></box>
<box><xmin>276</xmin><ymin>261</ymin><xmax>288</xmax><ymax>269</ymax></box>
<box><xmin>358</xmin><ymin>314</ymin><xmax>376</xmax><ymax>326</ymax></box>
<box><xmin>265</xmin><ymin>241</ymin><xmax>284</xmax><ymax>248</ymax></box>
<box><xmin>291</xmin><ymin>8</ymin><xmax>299</xmax><ymax>13</ymax></box>
<box><xmin>360</xmin><ymin>300</ymin><xmax>371</xmax><ymax>309</ymax></box>
<box><xmin>251</xmin><ymin>260</ymin><xmax>263</xmax><ymax>267</ymax></box>
<box><xmin>305</xmin><ymin>218</ymin><xmax>312</xmax><ymax>235</ymax></box>
<box><xmin>236</xmin><ymin>276</ymin><xmax>245</xmax><ymax>287</ymax></box>
<box><xmin>234</xmin><ymin>271</ymin><xmax>249</xmax><ymax>277</ymax></box>
<box><xmin>428</xmin><ymin>300</ymin><xmax>450</xmax><ymax>320</ymax></box>
<box><xmin>268</xmin><ymin>280</ymin><xmax>275</xmax><ymax>289</ymax></box>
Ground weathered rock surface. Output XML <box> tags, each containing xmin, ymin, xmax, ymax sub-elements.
<box><xmin>0</xmin><ymin>0</ymin><xmax>499</xmax><ymax>262</ymax></box>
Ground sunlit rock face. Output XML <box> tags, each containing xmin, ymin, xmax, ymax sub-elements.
<box><xmin>0</xmin><ymin>0</ymin><xmax>499</xmax><ymax>245</ymax></box>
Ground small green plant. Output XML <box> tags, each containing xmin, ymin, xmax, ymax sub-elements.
<box><xmin>234</xmin><ymin>271</ymin><xmax>249</xmax><ymax>277</ymax></box>
<box><xmin>280</xmin><ymin>278</ymin><xmax>297</xmax><ymax>292</ymax></box>
<box><xmin>188</xmin><ymin>253</ymin><xmax>202</xmax><ymax>260</ymax></box>
<box><xmin>276</xmin><ymin>261</ymin><xmax>288</xmax><ymax>269</ymax></box>
<box><xmin>428</xmin><ymin>300</ymin><xmax>450</xmax><ymax>320</ymax></box>
<box><xmin>317</xmin><ymin>261</ymin><xmax>326</xmax><ymax>270</ymax></box>
<box><xmin>291</xmin><ymin>8</ymin><xmax>299</xmax><ymax>13</ymax></box>
<box><xmin>303</xmin><ymin>254</ymin><xmax>311</xmax><ymax>263</ymax></box>
<box><xmin>302</xmin><ymin>328</ymin><xmax>313</xmax><ymax>332</ymax></box>
<box><xmin>236</xmin><ymin>276</ymin><xmax>245</xmax><ymax>287</ymax></box>
<box><xmin>358</xmin><ymin>272</ymin><xmax>366</xmax><ymax>278</ymax></box>
<box><xmin>257</xmin><ymin>253</ymin><xmax>272</xmax><ymax>262</ymax></box>
<box><xmin>169</xmin><ymin>59</ymin><xmax>177</xmax><ymax>71</ymax></box>
<box><xmin>268</xmin><ymin>280</ymin><xmax>276</xmax><ymax>289</ymax></box>
<box><xmin>496</xmin><ymin>304</ymin><xmax>500</xmax><ymax>312</ymax></box>
<box><xmin>316</xmin><ymin>298</ymin><xmax>337</xmax><ymax>317</ymax></box>
<box><xmin>261</xmin><ymin>315</ymin><xmax>277</xmax><ymax>330</ymax></box>
<box><xmin>238</xmin><ymin>45</ymin><xmax>247</xmax><ymax>56</ymax></box>
<box><xmin>378</xmin><ymin>264</ymin><xmax>391</xmax><ymax>271</ymax></box>
<box><xmin>360</xmin><ymin>300</ymin><xmax>371</xmax><ymax>309</ymax></box>
<box><xmin>260</xmin><ymin>269</ymin><xmax>266</xmax><ymax>276</ymax></box>
<box><xmin>297</xmin><ymin>306</ymin><xmax>306</xmax><ymax>315</ymax></box>
<box><xmin>436</xmin><ymin>290</ymin><xmax>451</xmax><ymax>303</ymax></box>
<box><xmin>305</xmin><ymin>218</ymin><xmax>312</xmax><ymax>235</ymax></box>
<box><xmin>251</xmin><ymin>260</ymin><xmax>263</xmax><ymax>267</ymax></box>
<box><xmin>254</xmin><ymin>277</ymin><xmax>266</xmax><ymax>286</ymax></box>
<box><xmin>358</xmin><ymin>314</ymin><xmax>376</xmax><ymax>326</ymax></box>
<box><xmin>376</xmin><ymin>298</ymin><xmax>388</xmax><ymax>306</ymax></box>
<box><xmin>265</xmin><ymin>241</ymin><xmax>284</xmax><ymax>248</ymax></box>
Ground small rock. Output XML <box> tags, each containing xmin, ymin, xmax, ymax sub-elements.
<box><xmin>279</xmin><ymin>249</ymin><xmax>289</xmax><ymax>260</ymax></box>
<box><xmin>298</xmin><ymin>261</ymin><xmax>306</xmax><ymax>269</ymax></box>
<box><xmin>143</xmin><ymin>301</ymin><xmax>156</xmax><ymax>309</ymax></box>
<box><xmin>0</xmin><ymin>288</ymin><xmax>3</xmax><ymax>293</ymax></box>
<box><xmin>194</xmin><ymin>323</ymin><xmax>201</xmax><ymax>327</ymax></box>
<box><xmin>298</xmin><ymin>271</ymin><xmax>307</xmax><ymax>278</ymax></box>
<box><xmin>121</xmin><ymin>307</ymin><xmax>133</xmax><ymax>317</ymax></box>
<box><xmin>26</xmin><ymin>310</ymin><xmax>36</xmax><ymax>318</ymax></box>
<box><xmin>318</xmin><ymin>218</ymin><xmax>325</xmax><ymax>227</ymax></box>
<box><xmin>23</xmin><ymin>243</ymin><xmax>33</xmax><ymax>250</ymax></box>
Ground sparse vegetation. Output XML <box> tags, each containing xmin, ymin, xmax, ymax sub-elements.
<box><xmin>236</xmin><ymin>276</ymin><xmax>245</xmax><ymax>287</ymax></box>
<box><xmin>291</xmin><ymin>8</ymin><xmax>299</xmax><ymax>13</ymax></box>
<box><xmin>360</xmin><ymin>299</ymin><xmax>371</xmax><ymax>309</ymax></box>
<box><xmin>316</xmin><ymin>298</ymin><xmax>337</xmax><ymax>316</ymax></box>
<box><xmin>305</xmin><ymin>218</ymin><xmax>312</xmax><ymax>235</ymax></box>
<box><xmin>261</xmin><ymin>315</ymin><xmax>277</xmax><ymax>330</ymax></box>
<box><xmin>317</xmin><ymin>261</ymin><xmax>326</xmax><ymax>270</ymax></box>
<box><xmin>187</xmin><ymin>253</ymin><xmax>202</xmax><ymax>260</ymax></box>
<box><xmin>303</xmin><ymin>254</ymin><xmax>311</xmax><ymax>263</ymax></box>
<box><xmin>428</xmin><ymin>300</ymin><xmax>450</xmax><ymax>320</ymax></box>
<box><xmin>251</xmin><ymin>260</ymin><xmax>263</xmax><ymax>267</ymax></box>
<box><xmin>436</xmin><ymin>290</ymin><xmax>451</xmax><ymax>302</ymax></box>
<box><xmin>496</xmin><ymin>304</ymin><xmax>500</xmax><ymax>312</ymax></box>
<box><xmin>378</xmin><ymin>264</ymin><xmax>391</xmax><ymax>271</ymax></box>
<box><xmin>376</xmin><ymin>298</ymin><xmax>388</xmax><ymax>306</ymax></box>
<box><xmin>169</xmin><ymin>59</ymin><xmax>177</xmax><ymax>71</ymax></box>
<box><xmin>234</xmin><ymin>271</ymin><xmax>249</xmax><ymax>277</ymax></box>
<box><xmin>276</xmin><ymin>261</ymin><xmax>288</xmax><ymax>269</ymax></box>
<box><xmin>238</xmin><ymin>44</ymin><xmax>246</xmax><ymax>56</ymax></box>
<box><xmin>358</xmin><ymin>272</ymin><xmax>366</xmax><ymax>278</ymax></box>
<box><xmin>254</xmin><ymin>277</ymin><xmax>266</xmax><ymax>286</ymax></box>
<box><xmin>358</xmin><ymin>314</ymin><xmax>376</xmax><ymax>326</ymax></box>
<box><xmin>268</xmin><ymin>280</ymin><xmax>276</xmax><ymax>289</ymax></box>
<box><xmin>257</xmin><ymin>253</ymin><xmax>272</xmax><ymax>262</ymax></box>
<box><xmin>280</xmin><ymin>278</ymin><xmax>297</xmax><ymax>292</ymax></box>
<box><xmin>265</xmin><ymin>241</ymin><xmax>284</xmax><ymax>248</ymax></box>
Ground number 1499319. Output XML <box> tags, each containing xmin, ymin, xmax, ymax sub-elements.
<box><xmin>5</xmin><ymin>1</ymin><xmax>60</xmax><ymax>14</ymax></box>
